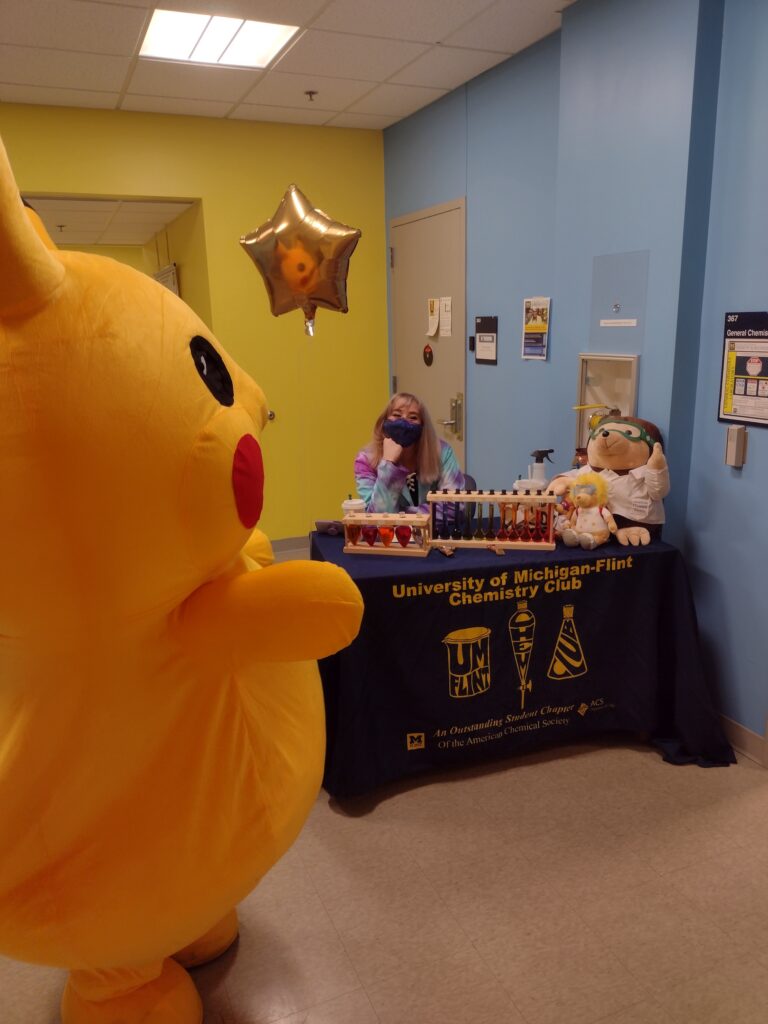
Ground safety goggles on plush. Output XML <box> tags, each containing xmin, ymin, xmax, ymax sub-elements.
<box><xmin>589</xmin><ymin>419</ymin><xmax>655</xmax><ymax>451</ymax></box>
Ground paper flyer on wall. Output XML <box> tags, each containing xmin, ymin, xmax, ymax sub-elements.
<box><xmin>718</xmin><ymin>311</ymin><xmax>768</xmax><ymax>425</ymax></box>
<box><xmin>522</xmin><ymin>297</ymin><xmax>550</xmax><ymax>360</ymax></box>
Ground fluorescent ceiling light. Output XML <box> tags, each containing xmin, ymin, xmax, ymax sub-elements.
<box><xmin>190</xmin><ymin>16</ymin><xmax>243</xmax><ymax>64</ymax></box>
<box><xmin>139</xmin><ymin>9</ymin><xmax>298</xmax><ymax>68</ymax></box>
<box><xmin>220</xmin><ymin>20</ymin><xmax>298</xmax><ymax>68</ymax></box>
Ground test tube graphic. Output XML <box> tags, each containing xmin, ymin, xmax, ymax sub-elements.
<box><xmin>508</xmin><ymin>599</ymin><xmax>536</xmax><ymax>709</ymax></box>
<box><xmin>547</xmin><ymin>604</ymin><xmax>587</xmax><ymax>679</ymax></box>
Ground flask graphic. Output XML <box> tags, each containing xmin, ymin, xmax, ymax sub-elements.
<box><xmin>508</xmin><ymin>600</ymin><xmax>536</xmax><ymax>709</ymax></box>
<box><xmin>547</xmin><ymin>604</ymin><xmax>587</xmax><ymax>679</ymax></box>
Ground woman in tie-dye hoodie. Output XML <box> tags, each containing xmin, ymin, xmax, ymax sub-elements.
<box><xmin>354</xmin><ymin>393</ymin><xmax>464</xmax><ymax>516</ymax></box>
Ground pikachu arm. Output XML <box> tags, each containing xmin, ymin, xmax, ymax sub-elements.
<box><xmin>241</xmin><ymin>527</ymin><xmax>275</xmax><ymax>568</ymax></box>
<box><xmin>177</xmin><ymin>560</ymin><xmax>363</xmax><ymax>665</ymax></box>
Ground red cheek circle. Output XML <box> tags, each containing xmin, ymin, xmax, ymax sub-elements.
<box><xmin>232</xmin><ymin>434</ymin><xmax>264</xmax><ymax>528</ymax></box>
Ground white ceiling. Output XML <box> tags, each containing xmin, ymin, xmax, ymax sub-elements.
<box><xmin>9</xmin><ymin>0</ymin><xmax>575</xmax><ymax>243</ymax></box>
<box><xmin>23</xmin><ymin>196</ymin><xmax>195</xmax><ymax>246</ymax></box>
<box><xmin>0</xmin><ymin>0</ymin><xmax>576</xmax><ymax>130</ymax></box>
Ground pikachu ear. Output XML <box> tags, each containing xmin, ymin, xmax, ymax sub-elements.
<box><xmin>0</xmin><ymin>137</ymin><xmax>63</xmax><ymax>319</ymax></box>
<box><xmin>275</xmin><ymin>239</ymin><xmax>288</xmax><ymax>258</ymax></box>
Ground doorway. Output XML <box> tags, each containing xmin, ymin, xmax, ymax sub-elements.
<box><xmin>389</xmin><ymin>198</ymin><xmax>466</xmax><ymax>468</ymax></box>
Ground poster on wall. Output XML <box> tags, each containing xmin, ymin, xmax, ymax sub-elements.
<box><xmin>718</xmin><ymin>311</ymin><xmax>768</xmax><ymax>427</ymax></box>
<box><xmin>522</xmin><ymin>296</ymin><xmax>550</xmax><ymax>360</ymax></box>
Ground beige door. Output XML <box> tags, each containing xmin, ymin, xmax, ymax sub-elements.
<box><xmin>389</xmin><ymin>198</ymin><xmax>466</xmax><ymax>467</ymax></box>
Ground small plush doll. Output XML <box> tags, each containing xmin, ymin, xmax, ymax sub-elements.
<box><xmin>559</xmin><ymin>472</ymin><xmax>618</xmax><ymax>549</ymax></box>
<box><xmin>550</xmin><ymin>415</ymin><xmax>670</xmax><ymax>546</ymax></box>
<box><xmin>0</xmin><ymin>136</ymin><xmax>363</xmax><ymax>1024</ymax></box>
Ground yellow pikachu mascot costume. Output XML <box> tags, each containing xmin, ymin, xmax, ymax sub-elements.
<box><xmin>0</xmin><ymin>137</ymin><xmax>363</xmax><ymax>1024</ymax></box>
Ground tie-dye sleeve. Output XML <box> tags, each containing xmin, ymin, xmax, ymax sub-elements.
<box><xmin>408</xmin><ymin>442</ymin><xmax>465</xmax><ymax>517</ymax></box>
<box><xmin>438</xmin><ymin>441</ymin><xmax>465</xmax><ymax>493</ymax></box>
<box><xmin>353</xmin><ymin>448</ymin><xmax>410</xmax><ymax>512</ymax></box>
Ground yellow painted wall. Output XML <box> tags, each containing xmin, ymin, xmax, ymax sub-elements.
<box><xmin>0</xmin><ymin>104</ymin><xmax>389</xmax><ymax>539</ymax></box>
<box><xmin>157</xmin><ymin>203</ymin><xmax>213</xmax><ymax>328</ymax></box>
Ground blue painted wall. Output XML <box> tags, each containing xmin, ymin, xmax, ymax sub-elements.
<box><xmin>686</xmin><ymin>0</ymin><xmax>768</xmax><ymax>735</ymax></box>
<box><xmin>465</xmin><ymin>35</ymin><xmax>560</xmax><ymax>486</ymax></box>
<box><xmin>552</xmin><ymin>0</ymin><xmax>704</xmax><ymax>536</ymax></box>
<box><xmin>386</xmin><ymin>0</ymin><xmax>766</xmax><ymax>738</ymax></box>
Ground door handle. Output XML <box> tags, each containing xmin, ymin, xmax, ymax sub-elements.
<box><xmin>440</xmin><ymin>394</ymin><xmax>463</xmax><ymax>442</ymax></box>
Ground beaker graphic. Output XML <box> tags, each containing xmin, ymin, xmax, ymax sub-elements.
<box><xmin>443</xmin><ymin>627</ymin><xmax>491</xmax><ymax>698</ymax></box>
<box><xmin>547</xmin><ymin>604</ymin><xmax>587</xmax><ymax>679</ymax></box>
<box><xmin>508</xmin><ymin>600</ymin><xmax>535</xmax><ymax>709</ymax></box>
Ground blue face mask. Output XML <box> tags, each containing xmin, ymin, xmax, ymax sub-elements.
<box><xmin>383</xmin><ymin>417</ymin><xmax>423</xmax><ymax>448</ymax></box>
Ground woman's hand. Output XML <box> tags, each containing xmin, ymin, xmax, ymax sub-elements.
<box><xmin>382</xmin><ymin>437</ymin><xmax>403</xmax><ymax>464</ymax></box>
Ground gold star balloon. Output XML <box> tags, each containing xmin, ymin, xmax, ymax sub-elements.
<box><xmin>240</xmin><ymin>184</ymin><xmax>361</xmax><ymax>336</ymax></box>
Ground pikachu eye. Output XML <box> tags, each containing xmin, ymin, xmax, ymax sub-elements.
<box><xmin>189</xmin><ymin>336</ymin><xmax>234</xmax><ymax>407</ymax></box>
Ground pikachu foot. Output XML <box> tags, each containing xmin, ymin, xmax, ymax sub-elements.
<box><xmin>173</xmin><ymin>908</ymin><xmax>239</xmax><ymax>968</ymax></box>
<box><xmin>61</xmin><ymin>957</ymin><xmax>202</xmax><ymax>1024</ymax></box>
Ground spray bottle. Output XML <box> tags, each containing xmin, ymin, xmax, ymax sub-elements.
<box><xmin>512</xmin><ymin>449</ymin><xmax>554</xmax><ymax>492</ymax></box>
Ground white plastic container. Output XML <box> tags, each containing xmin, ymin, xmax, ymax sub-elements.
<box><xmin>341</xmin><ymin>496</ymin><xmax>365</xmax><ymax>516</ymax></box>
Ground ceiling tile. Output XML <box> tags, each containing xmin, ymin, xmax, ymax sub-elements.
<box><xmin>126</xmin><ymin>0</ymin><xmax>328</xmax><ymax>20</ymax></box>
<box><xmin>313</xmin><ymin>0</ymin><xmax>497</xmax><ymax>44</ymax></box>
<box><xmin>112</xmin><ymin>201</ymin><xmax>194</xmax><ymax>218</ymax></box>
<box><xmin>389</xmin><ymin>45</ymin><xmax>508</xmax><ymax>89</ymax></box>
<box><xmin>78</xmin><ymin>0</ymin><xmax>151</xmax><ymax>6</ymax></box>
<box><xmin>100</xmin><ymin>226</ymin><xmax>161</xmax><ymax>244</ymax></box>
<box><xmin>121</xmin><ymin>94</ymin><xmax>233</xmax><ymax>117</ymax></box>
<box><xmin>127</xmin><ymin>59</ymin><xmax>259</xmax><ymax>101</ymax></box>
<box><xmin>443</xmin><ymin>0</ymin><xmax>562</xmax><ymax>53</ymax></box>
<box><xmin>243</xmin><ymin>69</ymin><xmax>374</xmax><ymax>110</ymax></box>
<box><xmin>56</xmin><ymin>229</ymin><xmax>103</xmax><ymax>244</ymax></box>
<box><xmin>24</xmin><ymin>196</ymin><xmax>196</xmax><ymax>247</ymax></box>
<box><xmin>1</xmin><ymin>0</ymin><xmax>575</xmax><ymax>130</ymax></box>
<box><xmin>0</xmin><ymin>44</ymin><xmax>131</xmax><ymax>90</ymax></box>
<box><xmin>0</xmin><ymin>84</ymin><xmax>118</xmax><ymax>108</ymax></box>
<box><xmin>326</xmin><ymin>111</ymin><xmax>398</xmax><ymax>130</ymax></box>
<box><xmin>229</xmin><ymin>103</ymin><xmax>332</xmax><ymax>125</ymax></box>
<box><xmin>25</xmin><ymin>198</ymin><xmax>120</xmax><ymax>213</ymax></box>
<box><xmin>274</xmin><ymin>29</ymin><xmax>429</xmax><ymax>81</ymax></box>
<box><xmin>0</xmin><ymin>0</ymin><xmax>148</xmax><ymax>56</ymax></box>
<box><xmin>349</xmin><ymin>82</ymin><xmax>446</xmax><ymax>117</ymax></box>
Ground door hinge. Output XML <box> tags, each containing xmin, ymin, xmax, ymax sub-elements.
<box><xmin>389</xmin><ymin>246</ymin><xmax>394</xmax><ymax>269</ymax></box>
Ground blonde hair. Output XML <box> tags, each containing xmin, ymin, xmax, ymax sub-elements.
<box><xmin>366</xmin><ymin>392</ymin><xmax>442</xmax><ymax>482</ymax></box>
<box><xmin>568</xmin><ymin>471</ymin><xmax>608</xmax><ymax>505</ymax></box>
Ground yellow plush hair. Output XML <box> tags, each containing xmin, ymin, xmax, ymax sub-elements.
<box><xmin>0</xmin><ymin>137</ymin><xmax>362</xmax><ymax>1024</ymax></box>
<box><xmin>568</xmin><ymin>470</ymin><xmax>609</xmax><ymax>506</ymax></box>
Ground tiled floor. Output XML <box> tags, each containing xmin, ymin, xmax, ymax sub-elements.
<box><xmin>3</xmin><ymin>741</ymin><xmax>768</xmax><ymax>1024</ymax></box>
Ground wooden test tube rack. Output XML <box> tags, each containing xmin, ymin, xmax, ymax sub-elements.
<box><xmin>427</xmin><ymin>488</ymin><xmax>558</xmax><ymax>551</ymax></box>
<box><xmin>342</xmin><ymin>511</ymin><xmax>432</xmax><ymax>556</ymax></box>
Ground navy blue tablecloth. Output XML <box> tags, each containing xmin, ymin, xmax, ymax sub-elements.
<box><xmin>311</xmin><ymin>534</ymin><xmax>735</xmax><ymax>797</ymax></box>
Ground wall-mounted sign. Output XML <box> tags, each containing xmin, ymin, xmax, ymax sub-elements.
<box><xmin>718</xmin><ymin>311</ymin><xmax>768</xmax><ymax>427</ymax></box>
<box><xmin>475</xmin><ymin>315</ymin><xmax>498</xmax><ymax>365</ymax></box>
<box><xmin>522</xmin><ymin>297</ymin><xmax>550</xmax><ymax>360</ymax></box>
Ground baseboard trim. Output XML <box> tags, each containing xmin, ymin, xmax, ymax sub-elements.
<box><xmin>721</xmin><ymin>716</ymin><xmax>767</xmax><ymax>768</ymax></box>
<box><xmin>271</xmin><ymin>535</ymin><xmax>309</xmax><ymax>553</ymax></box>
